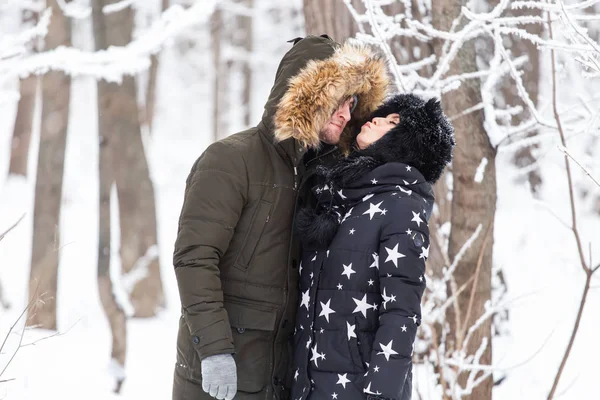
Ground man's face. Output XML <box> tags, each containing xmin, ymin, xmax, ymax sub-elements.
<box><xmin>319</xmin><ymin>96</ymin><xmax>357</xmax><ymax>145</ymax></box>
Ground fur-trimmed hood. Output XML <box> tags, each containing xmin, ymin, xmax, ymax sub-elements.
<box><xmin>266</xmin><ymin>35</ymin><xmax>390</xmax><ymax>152</ymax></box>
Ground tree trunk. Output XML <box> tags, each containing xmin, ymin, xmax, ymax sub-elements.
<box><xmin>431</xmin><ymin>2</ymin><xmax>496</xmax><ymax>399</ymax></box>
<box><xmin>144</xmin><ymin>0</ymin><xmax>169</xmax><ymax>134</ymax></box>
<box><xmin>9</xmin><ymin>10</ymin><xmax>38</xmax><ymax>177</ymax></box>
<box><xmin>26</xmin><ymin>0</ymin><xmax>71</xmax><ymax>330</ymax></box>
<box><xmin>302</xmin><ymin>0</ymin><xmax>361</xmax><ymax>40</ymax></box>
<box><xmin>94</xmin><ymin>0</ymin><xmax>164</xmax><ymax>319</ymax></box>
<box><xmin>93</xmin><ymin>1</ymin><xmax>128</xmax><ymax>388</ymax></box>
<box><xmin>211</xmin><ymin>7</ymin><xmax>229</xmax><ymax>141</ymax></box>
<box><xmin>236</xmin><ymin>0</ymin><xmax>252</xmax><ymax>127</ymax></box>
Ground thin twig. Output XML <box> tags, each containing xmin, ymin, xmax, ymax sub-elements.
<box><xmin>0</xmin><ymin>214</ymin><xmax>25</xmax><ymax>242</ymax></box>
<box><xmin>546</xmin><ymin>6</ymin><xmax>597</xmax><ymax>398</ymax></box>
<box><xmin>459</xmin><ymin>221</ymin><xmax>494</xmax><ymax>346</ymax></box>
<box><xmin>557</xmin><ymin>145</ymin><xmax>600</xmax><ymax>188</ymax></box>
<box><xmin>21</xmin><ymin>318</ymin><xmax>81</xmax><ymax>347</ymax></box>
<box><xmin>429</xmin><ymin>323</ymin><xmax>451</xmax><ymax>400</ymax></box>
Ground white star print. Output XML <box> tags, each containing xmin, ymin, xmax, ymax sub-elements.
<box><xmin>411</xmin><ymin>315</ymin><xmax>418</xmax><ymax>324</ymax></box>
<box><xmin>363</xmin><ymin>382</ymin><xmax>382</xmax><ymax>395</ymax></box>
<box><xmin>341</xmin><ymin>207</ymin><xmax>353</xmax><ymax>223</ymax></box>
<box><xmin>320</xmin><ymin>328</ymin><xmax>324</xmax><ymax>334</ymax></box>
<box><xmin>385</xmin><ymin>243</ymin><xmax>406</xmax><ymax>267</ymax></box>
<box><xmin>319</xmin><ymin>299</ymin><xmax>336</xmax><ymax>322</ymax></box>
<box><xmin>337</xmin><ymin>190</ymin><xmax>346</xmax><ymax>199</ymax></box>
<box><xmin>336</xmin><ymin>373</ymin><xmax>351</xmax><ymax>389</ymax></box>
<box><xmin>381</xmin><ymin>209</ymin><xmax>387</xmax><ymax>215</ymax></box>
<box><xmin>306</xmin><ymin>336</ymin><xmax>312</xmax><ymax>349</ymax></box>
<box><xmin>419</xmin><ymin>275</ymin><xmax>424</xmax><ymax>282</ymax></box>
<box><xmin>377</xmin><ymin>340</ymin><xmax>399</xmax><ymax>361</ymax></box>
<box><xmin>369</xmin><ymin>253</ymin><xmax>379</xmax><ymax>269</ymax></box>
<box><xmin>362</xmin><ymin>193</ymin><xmax>374</xmax><ymax>201</ymax></box>
<box><xmin>346</xmin><ymin>321</ymin><xmax>357</xmax><ymax>340</ymax></box>
<box><xmin>332</xmin><ymin>393</ymin><xmax>338</xmax><ymax>399</ymax></box>
<box><xmin>337</xmin><ymin>283</ymin><xmax>343</xmax><ymax>290</ymax></box>
<box><xmin>300</xmin><ymin>289</ymin><xmax>310</xmax><ymax>310</ymax></box>
<box><xmin>371</xmin><ymin>178</ymin><xmax>378</xmax><ymax>184</ymax></box>
<box><xmin>352</xmin><ymin>294</ymin><xmax>374</xmax><ymax>318</ymax></box>
<box><xmin>406</xmin><ymin>165</ymin><xmax>412</xmax><ymax>171</ymax></box>
<box><xmin>299</xmin><ymin>261</ymin><xmax>303</xmax><ymax>275</ymax></box>
<box><xmin>381</xmin><ymin>287</ymin><xmax>397</xmax><ymax>310</ymax></box>
<box><xmin>373</xmin><ymin>365</ymin><xmax>380</xmax><ymax>372</ymax></box>
<box><xmin>342</xmin><ymin>263</ymin><xmax>356</xmax><ymax>279</ymax></box>
<box><xmin>401</xmin><ymin>325</ymin><xmax>407</xmax><ymax>332</ymax></box>
<box><xmin>327</xmin><ymin>250</ymin><xmax>330</xmax><ymax>257</ymax></box>
<box><xmin>396</xmin><ymin>185</ymin><xmax>412</xmax><ymax>196</ymax></box>
<box><xmin>294</xmin><ymin>369</ymin><xmax>299</xmax><ymax>381</ymax></box>
<box><xmin>311</xmin><ymin>253</ymin><xmax>317</xmax><ymax>262</ymax></box>
<box><xmin>368</xmin><ymin>279</ymin><xmax>374</xmax><ymax>286</ymax></box>
<box><xmin>406</xmin><ymin>228</ymin><xmax>412</xmax><ymax>235</ymax></box>
<box><xmin>349</xmin><ymin>228</ymin><xmax>355</xmax><ymax>234</ymax></box>
<box><xmin>419</xmin><ymin>245</ymin><xmax>430</xmax><ymax>259</ymax></box>
<box><xmin>363</xmin><ymin>201</ymin><xmax>384</xmax><ymax>220</ymax></box>
<box><xmin>310</xmin><ymin>343</ymin><xmax>325</xmax><ymax>367</ymax></box>
<box><xmin>411</xmin><ymin>211</ymin><xmax>424</xmax><ymax>227</ymax></box>
<box><xmin>309</xmin><ymin>272</ymin><xmax>314</xmax><ymax>279</ymax></box>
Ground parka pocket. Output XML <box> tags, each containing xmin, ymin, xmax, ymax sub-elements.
<box><xmin>225</xmin><ymin>298</ymin><xmax>278</xmax><ymax>394</ymax></box>
<box><xmin>234</xmin><ymin>200</ymin><xmax>272</xmax><ymax>270</ymax></box>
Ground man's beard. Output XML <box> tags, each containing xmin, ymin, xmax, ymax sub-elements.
<box><xmin>319</xmin><ymin>125</ymin><xmax>342</xmax><ymax>145</ymax></box>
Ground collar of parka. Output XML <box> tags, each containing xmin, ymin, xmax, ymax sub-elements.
<box><xmin>265</xmin><ymin>36</ymin><xmax>390</xmax><ymax>155</ymax></box>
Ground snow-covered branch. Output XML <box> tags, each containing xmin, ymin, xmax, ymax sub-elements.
<box><xmin>0</xmin><ymin>1</ymin><xmax>217</xmax><ymax>83</ymax></box>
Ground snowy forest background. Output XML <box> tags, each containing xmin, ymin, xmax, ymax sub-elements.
<box><xmin>1</xmin><ymin>0</ymin><xmax>600</xmax><ymax>399</ymax></box>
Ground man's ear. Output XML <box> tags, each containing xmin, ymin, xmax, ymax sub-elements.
<box><xmin>287</xmin><ymin>37</ymin><xmax>304</xmax><ymax>45</ymax></box>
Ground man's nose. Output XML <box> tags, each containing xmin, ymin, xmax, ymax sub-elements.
<box><xmin>337</xmin><ymin>103</ymin><xmax>351</xmax><ymax>122</ymax></box>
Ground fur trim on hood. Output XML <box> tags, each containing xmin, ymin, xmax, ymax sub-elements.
<box><xmin>273</xmin><ymin>39</ymin><xmax>390</xmax><ymax>151</ymax></box>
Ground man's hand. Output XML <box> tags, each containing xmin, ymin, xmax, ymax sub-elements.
<box><xmin>201</xmin><ymin>354</ymin><xmax>237</xmax><ymax>400</ymax></box>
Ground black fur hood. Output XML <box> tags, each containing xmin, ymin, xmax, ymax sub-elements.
<box><xmin>295</xmin><ymin>93</ymin><xmax>454</xmax><ymax>248</ymax></box>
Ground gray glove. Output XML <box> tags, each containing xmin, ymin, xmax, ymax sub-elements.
<box><xmin>201</xmin><ymin>354</ymin><xmax>237</xmax><ymax>400</ymax></box>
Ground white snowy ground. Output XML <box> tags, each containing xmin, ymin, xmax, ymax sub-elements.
<box><xmin>1</xmin><ymin>21</ymin><xmax>600</xmax><ymax>400</ymax></box>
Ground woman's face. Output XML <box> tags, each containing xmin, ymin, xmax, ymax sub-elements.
<box><xmin>356</xmin><ymin>113</ymin><xmax>400</xmax><ymax>150</ymax></box>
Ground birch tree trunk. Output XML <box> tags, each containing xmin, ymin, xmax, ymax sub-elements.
<box><xmin>27</xmin><ymin>0</ymin><xmax>71</xmax><ymax>330</ymax></box>
<box><xmin>432</xmin><ymin>1</ymin><xmax>497</xmax><ymax>399</ymax></box>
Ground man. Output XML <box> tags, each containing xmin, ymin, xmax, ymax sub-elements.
<box><xmin>172</xmin><ymin>35</ymin><xmax>389</xmax><ymax>400</ymax></box>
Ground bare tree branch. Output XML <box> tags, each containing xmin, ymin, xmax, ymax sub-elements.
<box><xmin>0</xmin><ymin>214</ymin><xmax>25</xmax><ymax>243</ymax></box>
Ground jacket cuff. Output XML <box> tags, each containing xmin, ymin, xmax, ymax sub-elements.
<box><xmin>190</xmin><ymin>320</ymin><xmax>234</xmax><ymax>360</ymax></box>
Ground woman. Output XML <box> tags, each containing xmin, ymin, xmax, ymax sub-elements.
<box><xmin>291</xmin><ymin>93</ymin><xmax>455</xmax><ymax>400</ymax></box>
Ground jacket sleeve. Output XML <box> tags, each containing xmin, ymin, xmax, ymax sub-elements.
<box><xmin>173</xmin><ymin>141</ymin><xmax>247</xmax><ymax>360</ymax></box>
<box><xmin>364</xmin><ymin>197</ymin><xmax>428</xmax><ymax>399</ymax></box>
